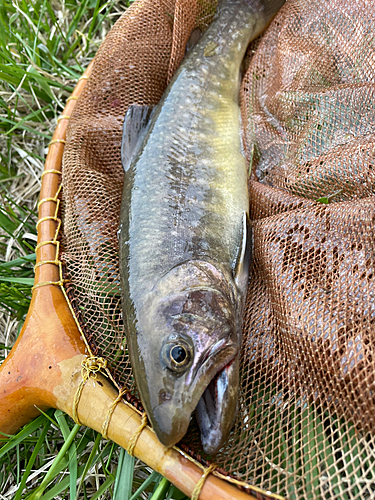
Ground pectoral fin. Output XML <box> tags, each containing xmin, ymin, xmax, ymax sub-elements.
<box><xmin>121</xmin><ymin>104</ymin><xmax>154</xmax><ymax>172</ymax></box>
<box><xmin>233</xmin><ymin>211</ymin><xmax>252</xmax><ymax>294</ymax></box>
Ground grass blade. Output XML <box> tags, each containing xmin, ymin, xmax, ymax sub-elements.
<box><xmin>14</xmin><ymin>420</ymin><xmax>52</xmax><ymax>500</ymax></box>
<box><xmin>0</xmin><ymin>253</ymin><xmax>36</xmax><ymax>268</ymax></box>
<box><xmin>75</xmin><ymin>430</ymin><xmax>102</xmax><ymax>499</ymax></box>
<box><xmin>150</xmin><ymin>477</ymin><xmax>171</xmax><ymax>500</ymax></box>
<box><xmin>129</xmin><ymin>470</ymin><xmax>161</xmax><ymax>500</ymax></box>
<box><xmin>113</xmin><ymin>448</ymin><xmax>135</xmax><ymax>500</ymax></box>
<box><xmin>29</xmin><ymin>423</ymin><xmax>81</xmax><ymax>499</ymax></box>
<box><xmin>89</xmin><ymin>474</ymin><xmax>116</xmax><ymax>500</ymax></box>
<box><xmin>0</xmin><ymin>413</ymin><xmax>53</xmax><ymax>460</ymax></box>
<box><xmin>0</xmin><ymin>276</ymin><xmax>34</xmax><ymax>285</ymax></box>
<box><xmin>36</xmin><ymin>464</ymin><xmax>87</xmax><ymax>500</ymax></box>
<box><xmin>55</xmin><ymin>410</ymin><xmax>78</xmax><ymax>500</ymax></box>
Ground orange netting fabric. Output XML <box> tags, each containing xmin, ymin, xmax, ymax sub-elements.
<box><xmin>61</xmin><ymin>0</ymin><xmax>375</xmax><ymax>498</ymax></box>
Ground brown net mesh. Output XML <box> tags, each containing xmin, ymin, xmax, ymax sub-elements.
<box><xmin>61</xmin><ymin>0</ymin><xmax>375</xmax><ymax>498</ymax></box>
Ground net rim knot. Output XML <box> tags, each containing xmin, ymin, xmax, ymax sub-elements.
<box><xmin>126</xmin><ymin>412</ymin><xmax>148</xmax><ymax>457</ymax></box>
<box><xmin>72</xmin><ymin>355</ymin><xmax>108</xmax><ymax>424</ymax></box>
<box><xmin>191</xmin><ymin>463</ymin><xmax>217</xmax><ymax>500</ymax></box>
<box><xmin>101</xmin><ymin>387</ymin><xmax>130</xmax><ymax>439</ymax></box>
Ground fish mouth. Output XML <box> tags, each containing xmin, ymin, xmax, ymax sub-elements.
<box><xmin>195</xmin><ymin>357</ymin><xmax>239</xmax><ymax>455</ymax></box>
<box><xmin>147</xmin><ymin>343</ymin><xmax>238</xmax><ymax>453</ymax></box>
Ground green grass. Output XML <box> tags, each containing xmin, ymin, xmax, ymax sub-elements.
<box><xmin>0</xmin><ymin>1</ymin><xmax>188</xmax><ymax>498</ymax></box>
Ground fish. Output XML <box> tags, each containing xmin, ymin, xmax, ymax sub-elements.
<box><xmin>118</xmin><ymin>0</ymin><xmax>284</xmax><ymax>455</ymax></box>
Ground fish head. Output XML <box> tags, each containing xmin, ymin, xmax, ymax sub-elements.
<box><xmin>129</xmin><ymin>260</ymin><xmax>241</xmax><ymax>455</ymax></box>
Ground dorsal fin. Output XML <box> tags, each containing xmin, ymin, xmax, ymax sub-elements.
<box><xmin>121</xmin><ymin>104</ymin><xmax>154</xmax><ymax>172</ymax></box>
<box><xmin>233</xmin><ymin>211</ymin><xmax>252</xmax><ymax>294</ymax></box>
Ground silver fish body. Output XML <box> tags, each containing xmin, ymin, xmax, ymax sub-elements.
<box><xmin>119</xmin><ymin>0</ymin><xmax>284</xmax><ymax>454</ymax></box>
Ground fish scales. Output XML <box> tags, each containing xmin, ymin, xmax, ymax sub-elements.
<box><xmin>120</xmin><ymin>0</ymin><xmax>284</xmax><ymax>455</ymax></box>
<box><xmin>125</xmin><ymin>5</ymin><xmax>253</xmax><ymax>292</ymax></box>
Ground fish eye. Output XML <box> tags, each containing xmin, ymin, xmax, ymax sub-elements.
<box><xmin>161</xmin><ymin>338</ymin><xmax>193</xmax><ymax>373</ymax></box>
<box><xmin>170</xmin><ymin>345</ymin><xmax>187</xmax><ymax>364</ymax></box>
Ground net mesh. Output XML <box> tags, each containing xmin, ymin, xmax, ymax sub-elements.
<box><xmin>61</xmin><ymin>0</ymin><xmax>375</xmax><ymax>498</ymax></box>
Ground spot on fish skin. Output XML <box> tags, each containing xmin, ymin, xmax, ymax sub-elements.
<box><xmin>159</xmin><ymin>389</ymin><xmax>172</xmax><ymax>404</ymax></box>
<box><xmin>204</xmin><ymin>41</ymin><xmax>218</xmax><ymax>57</ymax></box>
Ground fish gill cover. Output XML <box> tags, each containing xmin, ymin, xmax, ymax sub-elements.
<box><xmin>60</xmin><ymin>0</ymin><xmax>375</xmax><ymax>498</ymax></box>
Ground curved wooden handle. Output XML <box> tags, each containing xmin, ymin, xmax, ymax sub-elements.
<box><xmin>0</xmin><ymin>65</ymin><xmax>93</xmax><ymax>434</ymax></box>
